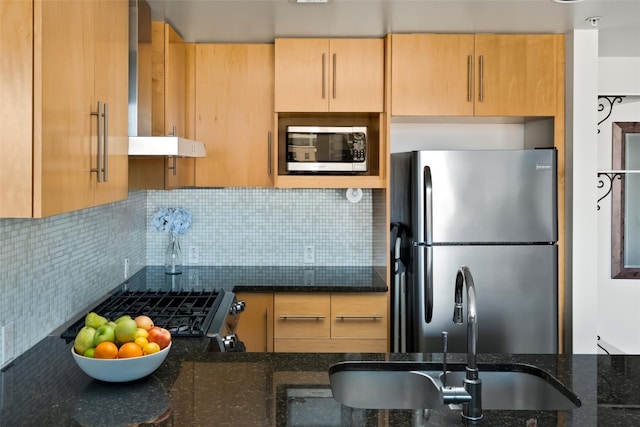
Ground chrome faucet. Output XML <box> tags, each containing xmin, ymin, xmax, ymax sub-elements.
<box><xmin>453</xmin><ymin>266</ymin><xmax>483</xmax><ymax>422</ymax></box>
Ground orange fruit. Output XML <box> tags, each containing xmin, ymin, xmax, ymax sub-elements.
<box><xmin>93</xmin><ymin>341</ymin><xmax>118</xmax><ymax>359</ymax></box>
<box><xmin>118</xmin><ymin>342</ymin><xmax>143</xmax><ymax>358</ymax></box>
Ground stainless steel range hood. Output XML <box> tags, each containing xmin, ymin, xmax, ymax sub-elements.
<box><xmin>128</xmin><ymin>0</ymin><xmax>205</xmax><ymax>158</ymax></box>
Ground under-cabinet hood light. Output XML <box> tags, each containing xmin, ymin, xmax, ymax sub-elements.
<box><xmin>294</xmin><ymin>0</ymin><xmax>330</xmax><ymax>3</ymax></box>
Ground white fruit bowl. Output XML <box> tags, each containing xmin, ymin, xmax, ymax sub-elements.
<box><xmin>71</xmin><ymin>342</ymin><xmax>171</xmax><ymax>382</ymax></box>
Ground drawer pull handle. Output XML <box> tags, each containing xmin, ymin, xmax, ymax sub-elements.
<box><xmin>336</xmin><ymin>315</ymin><xmax>383</xmax><ymax>320</ymax></box>
<box><xmin>280</xmin><ymin>315</ymin><xmax>326</xmax><ymax>320</ymax></box>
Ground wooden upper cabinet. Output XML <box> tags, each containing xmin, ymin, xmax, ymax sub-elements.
<box><xmin>0</xmin><ymin>0</ymin><xmax>33</xmax><ymax>217</ymax></box>
<box><xmin>474</xmin><ymin>34</ymin><xmax>562</xmax><ymax>117</ymax></box>
<box><xmin>1</xmin><ymin>0</ymin><xmax>128</xmax><ymax>218</ymax></box>
<box><xmin>391</xmin><ymin>34</ymin><xmax>475</xmax><ymax>116</ymax></box>
<box><xmin>195</xmin><ymin>44</ymin><xmax>274</xmax><ymax>187</ymax></box>
<box><xmin>93</xmin><ymin>0</ymin><xmax>129</xmax><ymax>206</ymax></box>
<box><xmin>274</xmin><ymin>38</ymin><xmax>384</xmax><ymax>113</ymax></box>
<box><xmin>390</xmin><ymin>33</ymin><xmax>563</xmax><ymax>117</ymax></box>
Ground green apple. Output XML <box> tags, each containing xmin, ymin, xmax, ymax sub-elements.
<box><xmin>115</xmin><ymin>317</ymin><xmax>138</xmax><ymax>343</ymax></box>
<box><xmin>85</xmin><ymin>312</ymin><xmax>107</xmax><ymax>329</ymax></box>
<box><xmin>107</xmin><ymin>321</ymin><xmax>117</xmax><ymax>330</ymax></box>
<box><xmin>93</xmin><ymin>324</ymin><xmax>116</xmax><ymax>346</ymax></box>
<box><xmin>74</xmin><ymin>326</ymin><xmax>96</xmax><ymax>355</ymax></box>
<box><xmin>83</xmin><ymin>348</ymin><xmax>95</xmax><ymax>358</ymax></box>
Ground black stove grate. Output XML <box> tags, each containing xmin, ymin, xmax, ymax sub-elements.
<box><xmin>61</xmin><ymin>289</ymin><xmax>224</xmax><ymax>342</ymax></box>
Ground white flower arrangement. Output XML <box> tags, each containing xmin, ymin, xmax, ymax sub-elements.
<box><xmin>151</xmin><ymin>208</ymin><xmax>193</xmax><ymax>235</ymax></box>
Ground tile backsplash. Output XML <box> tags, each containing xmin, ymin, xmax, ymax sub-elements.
<box><xmin>0</xmin><ymin>191</ymin><xmax>146</xmax><ymax>366</ymax></box>
<box><xmin>146</xmin><ymin>188</ymin><xmax>372</xmax><ymax>266</ymax></box>
<box><xmin>0</xmin><ymin>187</ymin><xmax>372</xmax><ymax>364</ymax></box>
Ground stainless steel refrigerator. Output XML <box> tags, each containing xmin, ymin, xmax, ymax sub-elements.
<box><xmin>390</xmin><ymin>149</ymin><xmax>558</xmax><ymax>354</ymax></box>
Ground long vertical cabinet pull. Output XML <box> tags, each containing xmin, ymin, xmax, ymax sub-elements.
<box><xmin>90</xmin><ymin>101</ymin><xmax>103</xmax><ymax>182</ymax></box>
<box><xmin>168</xmin><ymin>156</ymin><xmax>177</xmax><ymax>176</ymax></box>
<box><xmin>264</xmin><ymin>307</ymin><xmax>267</xmax><ymax>352</ymax></box>
<box><xmin>267</xmin><ymin>132</ymin><xmax>272</xmax><ymax>177</ymax></box>
<box><xmin>103</xmin><ymin>103</ymin><xmax>109</xmax><ymax>182</ymax></box>
<box><xmin>332</xmin><ymin>53</ymin><xmax>337</xmax><ymax>99</ymax></box>
<box><xmin>321</xmin><ymin>53</ymin><xmax>326</xmax><ymax>99</ymax></box>
<box><xmin>478</xmin><ymin>55</ymin><xmax>484</xmax><ymax>102</ymax></box>
<box><xmin>467</xmin><ymin>55</ymin><xmax>473</xmax><ymax>102</ymax></box>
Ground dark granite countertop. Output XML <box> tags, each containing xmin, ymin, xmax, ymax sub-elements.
<box><xmin>120</xmin><ymin>266</ymin><xmax>388</xmax><ymax>293</ymax></box>
<box><xmin>2</xmin><ymin>334</ymin><xmax>634</xmax><ymax>426</ymax></box>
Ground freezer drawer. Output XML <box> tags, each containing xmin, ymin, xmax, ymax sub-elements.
<box><xmin>407</xmin><ymin>244</ymin><xmax>558</xmax><ymax>354</ymax></box>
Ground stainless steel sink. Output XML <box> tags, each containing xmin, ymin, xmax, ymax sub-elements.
<box><xmin>329</xmin><ymin>361</ymin><xmax>581</xmax><ymax>411</ymax></box>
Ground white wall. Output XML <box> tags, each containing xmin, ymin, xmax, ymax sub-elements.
<box><xmin>566</xmin><ymin>30</ymin><xmax>600</xmax><ymax>354</ymax></box>
<box><xmin>597</xmin><ymin>57</ymin><xmax>640</xmax><ymax>354</ymax></box>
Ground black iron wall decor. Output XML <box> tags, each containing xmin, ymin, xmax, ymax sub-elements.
<box><xmin>598</xmin><ymin>96</ymin><xmax>625</xmax><ymax>133</ymax></box>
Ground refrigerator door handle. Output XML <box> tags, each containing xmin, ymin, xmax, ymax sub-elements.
<box><xmin>424</xmin><ymin>166</ymin><xmax>433</xmax><ymax>245</ymax></box>
<box><xmin>423</xmin><ymin>165</ymin><xmax>433</xmax><ymax>323</ymax></box>
<box><xmin>425</xmin><ymin>245</ymin><xmax>433</xmax><ymax>323</ymax></box>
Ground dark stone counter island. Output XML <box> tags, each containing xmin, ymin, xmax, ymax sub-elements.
<box><xmin>0</xmin><ymin>333</ymin><xmax>635</xmax><ymax>426</ymax></box>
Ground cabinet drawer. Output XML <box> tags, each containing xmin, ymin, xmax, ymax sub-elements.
<box><xmin>275</xmin><ymin>338</ymin><xmax>387</xmax><ymax>353</ymax></box>
<box><xmin>331</xmin><ymin>293</ymin><xmax>387</xmax><ymax>339</ymax></box>
<box><xmin>274</xmin><ymin>293</ymin><xmax>330</xmax><ymax>339</ymax></box>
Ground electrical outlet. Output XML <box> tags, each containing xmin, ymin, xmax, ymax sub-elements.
<box><xmin>188</xmin><ymin>246</ymin><xmax>199</xmax><ymax>264</ymax></box>
<box><xmin>303</xmin><ymin>245</ymin><xmax>315</xmax><ymax>264</ymax></box>
<box><xmin>304</xmin><ymin>269</ymin><xmax>315</xmax><ymax>285</ymax></box>
<box><xmin>1</xmin><ymin>322</ymin><xmax>15</xmax><ymax>367</ymax></box>
<box><xmin>188</xmin><ymin>270</ymin><xmax>199</xmax><ymax>287</ymax></box>
<box><xmin>124</xmin><ymin>258</ymin><xmax>130</xmax><ymax>279</ymax></box>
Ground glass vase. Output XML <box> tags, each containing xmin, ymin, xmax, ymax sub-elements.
<box><xmin>165</xmin><ymin>233</ymin><xmax>182</xmax><ymax>275</ymax></box>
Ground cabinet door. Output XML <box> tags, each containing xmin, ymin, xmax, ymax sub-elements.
<box><xmin>391</xmin><ymin>34</ymin><xmax>475</xmax><ymax>116</ymax></box>
<box><xmin>37</xmin><ymin>0</ymin><xmax>95</xmax><ymax>217</ymax></box>
<box><xmin>164</xmin><ymin>25</ymin><xmax>195</xmax><ymax>189</ymax></box>
<box><xmin>195</xmin><ymin>44</ymin><xmax>274</xmax><ymax>187</ymax></box>
<box><xmin>329</xmin><ymin>38</ymin><xmax>384</xmax><ymax>113</ymax></box>
<box><xmin>0</xmin><ymin>0</ymin><xmax>32</xmax><ymax>217</ymax></box>
<box><xmin>93</xmin><ymin>0</ymin><xmax>129</xmax><ymax>206</ymax></box>
<box><xmin>474</xmin><ymin>34</ymin><xmax>561</xmax><ymax>117</ymax></box>
<box><xmin>274</xmin><ymin>38</ymin><xmax>328</xmax><ymax>112</ymax></box>
<box><xmin>331</xmin><ymin>293</ymin><xmax>388</xmax><ymax>340</ymax></box>
<box><xmin>235</xmin><ymin>292</ymin><xmax>274</xmax><ymax>352</ymax></box>
<box><xmin>274</xmin><ymin>293</ymin><xmax>330</xmax><ymax>339</ymax></box>
<box><xmin>274</xmin><ymin>38</ymin><xmax>384</xmax><ymax>113</ymax></box>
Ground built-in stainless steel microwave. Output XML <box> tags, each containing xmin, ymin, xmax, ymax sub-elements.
<box><xmin>286</xmin><ymin>126</ymin><xmax>367</xmax><ymax>173</ymax></box>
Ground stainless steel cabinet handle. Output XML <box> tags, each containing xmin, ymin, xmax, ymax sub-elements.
<box><xmin>267</xmin><ymin>131</ymin><xmax>272</xmax><ymax>177</ymax></box>
<box><xmin>332</xmin><ymin>53</ymin><xmax>337</xmax><ymax>99</ymax></box>
<box><xmin>479</xmin><ymin>55</ymin><xmax>484</xmax><ymax>102</ymax></box>
<box><xmin>103</xmin><ymin>103</ymin><xmax>108</xmax><ymax>182</ymax></box>
<box><xmin>335</xmin><ymin>315</ymin><xmax>383</xmax><ymax>320</ymax></box>
<box><xmin>321</xmin><ymin>53</ymin><xmax>326</xmax><ymax>99</ymax></box>
<box><xmin>467</xmin><ymin>55</ymin><xmax>472</xmax><ymax>102</ymax></box>
<box><xmin>168</xmin><ymin>155</ymin><xmax>177</xmax><ymax>176</ymax></box>
<box><xmin>279</xmin><ymin>314</ymin><xmax>326</xmax><ymax>320</ymax></box>
<box><xmin>90</xmin><ymin>101</ymin><xmax>103</xmax><ymax>182</ymax></box>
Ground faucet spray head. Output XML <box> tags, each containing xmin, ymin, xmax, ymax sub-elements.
<box><xmin>453</xmin><ymin>270</ymin><xmax>464</xmax><ymax>324</ymax></box>
<box><xmin>453</xmin><ymin>303</ymin><xmax>464</xmax><ymax>324</ymax></box>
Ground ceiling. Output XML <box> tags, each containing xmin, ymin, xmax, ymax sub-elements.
<box><xmin>146</xmin><ymin>0</ymin><xmax>640</xmax><ymax>57</ymax></box>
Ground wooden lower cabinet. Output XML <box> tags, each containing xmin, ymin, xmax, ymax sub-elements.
<box><xmin>235</xmin><ymin>292</ymin><xmax>274</xmax><ymax>352</ymax></box>
<box><xmin>274</xmin><ymin>292</ymin><xmax>388</xmax><ymax>353</ymax></box>
<box><xmin>237</xmin><ymin>291</ymin><xmax>388</xmax><ymax>352</ymax></box>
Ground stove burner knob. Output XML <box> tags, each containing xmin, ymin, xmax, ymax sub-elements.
<box><xmin>231</xmin><ymin>300</ymin><xmax>246</xmax><ymax>315</ymax></box>
<box><xmin>222</xmin><ymin>334</ymin><xmax>238</xmax><ymax>351</ymax></box>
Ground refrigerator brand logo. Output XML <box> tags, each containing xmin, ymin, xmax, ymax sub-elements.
<box><xmin>536</xmin><ymin>163</ymin><xmax>552</xmax><ymax>171</ymax></box>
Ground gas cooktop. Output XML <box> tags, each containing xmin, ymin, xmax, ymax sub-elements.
<box><xmin>61</xmin><ymin>288</ymin><xmax>226</xmax><ymax>341</ymax></box>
